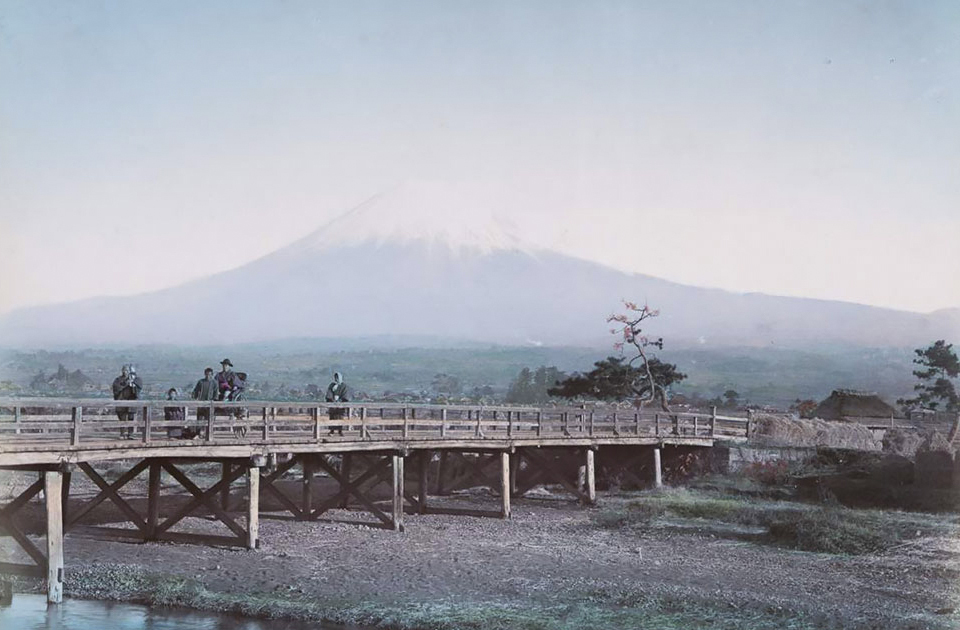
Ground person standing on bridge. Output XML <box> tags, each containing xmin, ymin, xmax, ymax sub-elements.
<box><xmin>325</xmin><ymin>372</ymin><xmax>349</xmax><ymax>436</ymax></box>
<box><xmin>112</xmin><ymin>364</ymin><xmax>142</xmax><ymax>439</ymax></box>
<box><xmin>216</xmin><ymin>359</ymin><xmax>247</xmax><ymax>436</ymax></box>
<box><xmin>216</xmin><ymin>359</ymin><xmax>244</xmax><ymax>401</ymax></box>
<box><xmin>193</xmin><ymin>367</ymin><xmax>218</xmax><ymax>416</ymax></box>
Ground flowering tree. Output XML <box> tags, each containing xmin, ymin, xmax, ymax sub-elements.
<box><xmin>549</xmin><ymin>301</ymin><xmax>684</xmax><ymax>410</ymax></box>
<box><xmin>608</xmin><ymin>301</ymin><xmax>674</xmax><ymax>411</ymax></box>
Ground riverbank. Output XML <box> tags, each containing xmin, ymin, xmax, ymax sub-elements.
<box><xmin>6</xmin><ymin>489</ymin><xmax>960</xmax><ymax>629</ymax></box>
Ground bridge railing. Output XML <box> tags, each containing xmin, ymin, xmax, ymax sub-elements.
<box><xmin>0</xmin><ymin>399</ymin><xmax>748</xmax><ymax>448</ymax></box>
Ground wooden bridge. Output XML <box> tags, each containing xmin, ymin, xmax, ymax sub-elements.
<box><xmin>0</xmin><ymin>398</ymin><xmax>748</xmax><ymax>603</ymax></box>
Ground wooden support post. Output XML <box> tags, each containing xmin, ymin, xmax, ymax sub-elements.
<box><xmin>71</xmin><ymin>406</ymin><xmax>82</xmax><ymax>446</ymax></box>
<box><xmin>301</xmin><ymin>456</ymin><xmax>313</xmax><ymax>517</ymax></box>
<box><xmin>475</xmin><ymin>410</ymin><xmax>482</xmax><ymax>438</ymax></box>
<box><xmin>339</xmin><ymin>454</ymin><xmax>352</xmax><ymax>508</ymax></box>
<box><xmin>588</xmin><ymin>411</ymin><xmax>594</xmax><ymax>436</ymax></box>
<box><xmin>392</xmin><ymin>454</ymin><xmax>404</xmax><ymax>532</ymax></box>
<box><xmin>246</xmin><ymin>465</ymin><xmax>259</xmax><ymax>550</ymax></box>
<box><xmin>403</xmin><ymin>409</ymin><xmax>409</xmax><ymax>439</ymax></box>
<box><xmin>142</xmin><ymin>405</ymin><xmax>151</xmax><ymax>443</ymax></box>
<box><xmin>613</xmin><ymin>411</ymin><xmax>619</xmax><ymax>435</ymax></box>
<box><xmin>314</xmin><ymin>407</ymin><xmax>321</xmax><ymax>441</ymax></box>
<box><xmin>509</xmin><ymin>453</ymin><xmax>519</xmax><ymax>496</ymax></box>
<box><xmin>221</xmin><ymin>462</ymin><xmax>231</xmax><ymax>511</ymax></box>
<box><xmin>654</xmin><ymin>413</ymin><xmax>660</xmax><ymax>436</ymax></box>
<box><xmin>500</xmin><ymin>451</ymin><xmax>511</xmax><ymax>518</ymax></box>
<box><xmin>14</xmin><ymin>405</ymin><xmax>21</xmax><ymax>434</ymax></box>
<box><xmin>147</xmin><ymin>460</ymin><xmax>161</xmax><ymax>539</ymax></box>
<box><xmin>436</xmin><ymin>451</ymin><xmax>448</xmax><ymax>495</ymax></box>
<box><xmin>536</xmin><ymin>411</ymin><xmax>542</xmax><ymax>437</ymax></box>
<box><xmin>418</xmin><ymin>451</ymin><xmax>429</xmax><ymax>515</ymax></box>
<box><xmin>360</xmin><ymin>407</ymin><xmax>368</xmax><ymax>439</ymax></box>
<box><xmin>61</xmin><ymin>470</ymin><xmax>71</xmax><ymax>524</ymax></box>
<box><xmin>44</xmin><ymin>471</ymin><xmax>64</xmax><ymax>604</ymax></box>
<box><xmin>672</xmin><ymin>414</ymin><xmax>680</xmax><ymax>436</ymax></box>
<box><xmin>585</xmin><ymin>448</ymin><xmax>596</xmax><ymax>505</ymax></box>
<box><xmin>710</xmin><ymin>406</ymin><xmax>717</xmax><ymax>437</ymax></box>
<box><xmin>693</xmin><ymin>416</ymin><xmax>699</xmax><ymax>437</ymax></box>
<box><xmin>207</xmin><ymin>404</ymin><xmax>216</xmax><ymax>442</ymax></box>
<box><xmin>440</xmin><ymin>408</ymin><xmax>447</xmax><ymax>438</ymax></box>
<box><xmin>653</xmin><ymin>448</ymin><xmax>662</xmax><ymax>488</ymax></box>
<box><xmin>635</xmin><ymin>412</ymin><xmax>641</xmax><ymax>436</ymax></box>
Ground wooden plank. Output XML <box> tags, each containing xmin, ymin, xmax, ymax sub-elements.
<box><xmin>392</xmin><ymin>454</ymin><xmax>404</xmax><ymax>532</ymax></box>
<box><xmin>142</xmin><ymin>406</ymin><xmax>151</xmax><ymax>443</ymax></box>
<box><xmin>44</xmin><ymin>470</ymin><xmax>64</xmax><ymax>604</ymax></box>
<box><xmin>147</xmin><ymin>461</ymin><xmax>161</xmax><ymax>540</ymax></box>
<box><xmin>339</xmin><ymin>454</ymin><xmax>352</xmax><ymax>509</ymax></box>
<box><xmin>221</xmin><ymin>462</ymin><xmax>232</xmax><ymax>511</ymax></box>
<box><xmin>247</xmin><ymin>466</ymin><xmax>259</xmax><ymax>549</ymax></box>
<box><xmin>418</xmin><ymin>450</ymin><xmax>429</xmax><ymax>515</ymax></box>
<box><xmin>301</xmin><ymin>455</ymin><xmax>313</xmax><ymax>517</ymax></box>
<box><xmin>71</xmin><ymin>407</ymin><xmax>82</xmax><ymax>446</ymax></box>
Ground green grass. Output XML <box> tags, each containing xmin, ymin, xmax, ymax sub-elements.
<box><xmin>52</xmin><ymin>563</ymin><xmax>832</xmax><ymax>630</ymax></box>
<box><xmin>594</xmin><ymin>488</ymin><xmax>955</xmax><ymax>555</ymax></box>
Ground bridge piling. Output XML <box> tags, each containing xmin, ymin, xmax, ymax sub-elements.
<box><xmin>500</xmin><ymin>451</ymin><xmax>511</xmax><ymax>518</ymax></box>
<box><xmin>653</xmin><ymin>448</ymin><xmax>663</xmax><ymax>488</ymax></box>
<box><xmin>392</xmin><ymin>454</ymin><xmax>404</xmax><ymax>532</ymax></box>
<box><xmin>585</xmin><ymin>448</ymin><xmax>596</xmax><ymax>505</ymax></box>
<box><xmin>246</xmin><ymin>464</ymin><xmax>259</xmax><ymax>549</ymax></box>
<box><xmin>44</xmin><ymin>470</ymin><xmax>63</xmax><ymax>604</ymax></box>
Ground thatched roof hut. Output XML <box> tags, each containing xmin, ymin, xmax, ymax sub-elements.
<box><xmin>813</xmin><ymin>389</ymin><xmax>896</xmax><ymax>421</ymax></box>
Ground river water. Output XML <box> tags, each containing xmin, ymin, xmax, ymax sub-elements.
<box><xmin>0</xmin><ymin>594</ymin><xmax>348</xmax><ymax>629</ymax></box>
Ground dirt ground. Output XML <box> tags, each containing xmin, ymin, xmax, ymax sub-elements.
<box><xmin>2</xmin><ymin>471</ymin><xmax>960</xmax><ymax>629</ymax></box>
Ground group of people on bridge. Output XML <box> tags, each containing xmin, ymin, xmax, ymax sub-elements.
<box><xmin>110</xmin><ymin>360</ymin><xmax>350</xmax><ymax>438</ymax></box>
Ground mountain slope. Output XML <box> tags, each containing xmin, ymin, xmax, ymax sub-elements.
<box><xmin>1</xmin><ymin>182</ymin><xmax>956</xmax><ymax>348</ymax></box>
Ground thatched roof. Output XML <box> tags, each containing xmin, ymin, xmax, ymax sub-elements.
<box><xmin>813</xmin><ymin>389</ymin><xmax>896</xmax><ymax>421</ymax></box>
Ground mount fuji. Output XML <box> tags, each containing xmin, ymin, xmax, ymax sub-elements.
<box><xmin>1</xmin><ymin>182</ymin><xmax>957</xmax><ymax>348</ymax></box>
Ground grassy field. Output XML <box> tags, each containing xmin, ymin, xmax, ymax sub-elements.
<box><xmin>594</xmin><ymin>487</ymin><xmax>958</xmax><ymax>555</ymax></box>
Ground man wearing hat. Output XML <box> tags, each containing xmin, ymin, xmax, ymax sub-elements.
<box><xmin>216</xmin><ymin>359</ymin><xmax>247</xmax><ymax>436</ymax></box>
<box><xmin>216</xmin><ymin>359</ymin><xmax>244</xmax><ymax>401</ymax></box>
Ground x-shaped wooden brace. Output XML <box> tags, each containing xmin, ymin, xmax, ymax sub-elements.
<box><xmin>438</xmin><ymin>452</ymin><xmax>501</xmax><ymax>494</ymax></box>
<box><xmin>259</xmin><ymin>455</ymin><xmax>307</xmax><ymax>519</ymax></box>
<box><xmin>601</xmin><ymin>451</ymin><xmax>649</xmax><ymax>489</ymax></box>
<box><xmin>65</xmin><ymin>461</ymin><xmax>151</xmax><ymax>536</ymax></box>
<box><xmin>515</xmin><ymin>449</ymin><xmax>590</xmax><ymax>503</ymax></box>
<box><xmin>350</xmin><ymin>453</ymin><xmax>423</xmax><ymax>509</ymax></box>
<box><xmin>153</xmin><ymin>461</ymin><xmax>248</xmax><ymax>543</ymax></box>
<box><xmin>312</xmin><ymin>455</ymin><xmax>395</xmax><ymax>527</ymax></box>
<box><xmin>0</xmin><ymin>477</ymin><xmax>47</xmax><ymax>573</ymax></box>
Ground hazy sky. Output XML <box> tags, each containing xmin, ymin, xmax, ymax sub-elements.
<box><xmin>1</xmin><ymin>1</ymin><xmax>958</xmax><ymax>315</ymax></box>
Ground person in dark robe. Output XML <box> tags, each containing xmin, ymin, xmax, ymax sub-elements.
<box><xmin>325</xmin><ymin>372</ymin><xmax>349</xmax><ymax>436</ymax></box>
<box><xmin>164</xmin><ymin>388</ymin><xmax>187</xmax><ymax>439</ymax></box>
<box><xmin>111</xmin><ymin>364</ymin><xmax>142</xmax><ymax>439</ymax></box>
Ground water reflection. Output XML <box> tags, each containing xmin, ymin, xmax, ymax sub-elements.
<box><xmin>0</xmin><ymin>594</ymin><xmax>344</xmax><ymax>629</ymax></box>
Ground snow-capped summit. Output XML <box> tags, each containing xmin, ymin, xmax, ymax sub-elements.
<box><xmin>291</xmin><ymin>180</ymin><xmax>535</xmax><ymax>255</ymax></box>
